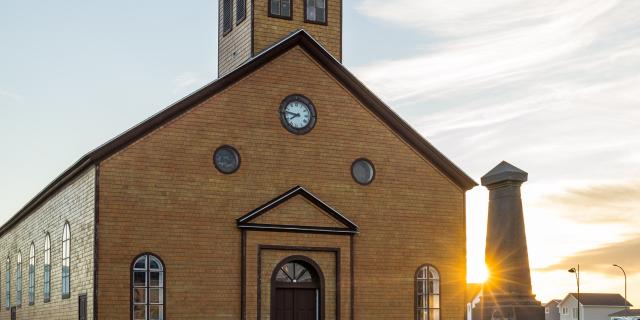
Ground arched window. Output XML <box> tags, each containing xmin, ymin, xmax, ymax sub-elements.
<box><xmin>29</xmin><ymin>243</ymin><xmax>35</xmax><ymax>305</ymax></box>
<box><xmin>5</xmin><ymin>256</ymin><xmax>10</xmax><ymax>308</ymax></box>
<box><xmin>62</xmin><ymin>222</ymin><xmax>70</xmax><ymax>299</ymax></box>
<box><xmin>43</xmin><ymin>233</ymin><xmax>51</xmax><ymax>303</ymax></box>
<box><xmin>132</xmin><ymin>254</ymin><xmax>165</xmax><ymax>320</ymax></box>
<box><xmin>416</xmin><ymin>265</ymin><xmax>440</xmax><ymax>320</ymax></box>
<box><xmin>16</xmin><ymin>251</ymin><xmax>22</xmax><ymax>306</ymax></box>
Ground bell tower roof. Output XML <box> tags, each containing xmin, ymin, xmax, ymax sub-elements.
<box><xmin>217</xmin><ymin>0</ymin><xmax>342</xmax><ymax>77</ymax></box>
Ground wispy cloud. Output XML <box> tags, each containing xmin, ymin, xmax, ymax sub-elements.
<box><xmin>355</xmin><ymin>0</ymin><xmax>640</xmax><ymax>303</ymax></box>
<box><xmin>173</xmin><ymin>72</ymin><xmax>203</xmax><ymax>93</ymax></box>
<box><xmin>0</xmin><ymin>89</ymin><xmax>23</xmax><ymax>102</ymax></box>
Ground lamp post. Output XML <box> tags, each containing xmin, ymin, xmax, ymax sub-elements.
<box><xmin>569</xmin><ymin>265</ymin><xmax>580</xmax><ymax>320</ymax></box>
<box><xmin>613</xmin><ymin>264</ymin><xmax>628</xmax><ymax>310</ymax></box>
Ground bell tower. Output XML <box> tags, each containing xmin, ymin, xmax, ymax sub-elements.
<box><xmin>218</xmin><ymin>0</ymin><xmax>342</xmax><ymax>76</ymax></box>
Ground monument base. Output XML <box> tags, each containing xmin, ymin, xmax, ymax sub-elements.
<box><xmin>473</xmin><ymin>294</ymin><xmax>545</xmax><ymax>320</ymax></box>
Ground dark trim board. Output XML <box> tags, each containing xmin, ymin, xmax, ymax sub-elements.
<box><xmin>257</xmin><ymin>245</ymin><xmax>341</xmax><ymax>320</ymax></box>
<box><xmin>1</xmin><ymin>29</ymin><xmax>476</xmax><ymax>240</ymax></box>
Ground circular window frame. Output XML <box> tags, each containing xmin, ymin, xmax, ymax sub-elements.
<box><xmin>279</xmin><ymin>94</ymin><xmax>318</xmax><ymax>135</ymax></box>
<box><xmin>213</xmin><ymin>145</ymin><xmax>241</xmax><ymax>174</ymax></box>
<box><xmin>351</xmin><ymin>158</ymin><xmax>376</xmax><ymax>185</ymax></box>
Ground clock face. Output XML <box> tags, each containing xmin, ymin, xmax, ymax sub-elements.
<box><xmin>280</xmin><ymin>95</ymin><xmax>317</xmax><ymax>134</ymax></box>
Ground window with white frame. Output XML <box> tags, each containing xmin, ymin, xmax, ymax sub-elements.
<box><xmin>5</xmin><ymin>256</ymin><xmax>10</xmax><ymax>309</ymax></box>
<box><xmin>16</xmin><ymin>251</ymin><xmax>22</xmax><ymax>306</ymax></box>
<box><xmin>132</xmin><ymin>254</ymin><xmax>165</xmax><ymax>320</ymax></box>
<box><xmin>61</xmin><ymin>222</ymin><xmax>70</xmax><ymax>298</ymax></box>
<box><xmin>29</xmin><ymin>243</ymin><xmax>35</xmax><ymax>305</ymax></box>
<box><xmin>416</xmin><ymin>265</ymin><xmax>440</xmax><ymax>320</ymax></box>
<box><xmin>43</xmin><ymin>233</ymin><xmax>51</xmax><ymax>302</ymax></box>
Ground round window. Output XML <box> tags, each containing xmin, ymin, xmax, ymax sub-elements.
<box><xmin>351</xmin><ymin>158</ymin><xmax>375</xmax><ymax>185</ymax></box>
<box><xmin>213</xmin><ymin>145</ymin><xmax>240</xmax><ymax>174</ymax></box>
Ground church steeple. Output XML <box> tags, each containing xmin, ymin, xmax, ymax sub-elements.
<box><xmin>218</xmin><ymin>0</ymin><xmax>342</xmax><ymax>76</ymax></box>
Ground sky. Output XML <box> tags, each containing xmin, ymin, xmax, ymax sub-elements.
<box><xmin>2</xmin><ymin>0</ymin><xmax>639</xmax><ymax>305</ymax></box>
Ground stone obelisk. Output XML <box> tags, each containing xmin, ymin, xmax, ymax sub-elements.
<box><xmin>475</xmin><ymin>161</ymin><xmax>544</xmax><ymax>320</ymax></box>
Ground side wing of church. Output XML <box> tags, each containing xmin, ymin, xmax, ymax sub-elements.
<box><xmin>1</xmin><ymin>1</ymin><xmax>476</xmax><ymax>320</ymax></box>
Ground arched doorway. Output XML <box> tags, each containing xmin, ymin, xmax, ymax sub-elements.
<box><xmin>271</xmin><ymin>256</ymin><xmax>324</xmax><ymax>320</ymax></box>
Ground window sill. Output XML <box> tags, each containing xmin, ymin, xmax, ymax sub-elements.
<box><xmin>28</xmin><ymin>302</ymin><xmax>34</xmax><ymax>306</ymax></box>
<box><xmin>304</xmin><ymin>19</ymin><xmax>328</xmax><ymax>26</ymax></box>
<box><xmin>268</xmin><ymin>13</ymin><xmax>293</xmax><ymax>21</ymax></box>
<box><xmin>62</xmin><ymin>294</ymin><xmax>70</xmax><ymax>300</ymax></box>
<box><xmin>43</xmin><ymin>298</ymin><xmax>50</xmax><ymax>303</ymax></box>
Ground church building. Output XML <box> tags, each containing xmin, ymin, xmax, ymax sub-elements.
<box><xmin>2</xmin><ymin>0</ymin><xmax>477</xmax><ymax>319</ymax></box>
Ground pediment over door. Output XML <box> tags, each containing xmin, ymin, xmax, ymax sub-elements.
<box><xmin>236</xmin><ymin>186</ymin><xmax>358</xmax><ymax>235</ymax></box>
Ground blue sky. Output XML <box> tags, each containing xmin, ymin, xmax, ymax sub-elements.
<box><xmin>2</xmin><ymin>0</ymin><xmax>639</xmax><ymax>304</ymax></box>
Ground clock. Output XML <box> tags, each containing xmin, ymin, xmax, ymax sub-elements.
<box><xmin>279</xmin><ymin>95</ymin><xmax>317</xmax><ymax>134</ymax></box>
<box><xmin>213</xmin><ymin>145</ymin><xmax>240</xmax><ymax>174</ymax></box>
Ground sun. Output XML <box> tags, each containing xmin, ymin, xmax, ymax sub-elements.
<box><xmin>468</xmin><ymin>263</ymin><xmax>490</xmax><ymax>283</ymax></box>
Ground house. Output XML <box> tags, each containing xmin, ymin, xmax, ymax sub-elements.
<box><xmin>610</xmin><ymin>309</ymin><xmax>640</xmax><ymax>320</ymax></box>
<box><xmin>558</xmin><ymin>293</ymin><xmax>633</xmax><ymax>320</ymax></box>
<box><xmin>466</xmin><ymin>283</ymin><xmax>483</xmax><ymax>320</ymax></box>
<box><xmin>545</xmin><ymin>299</ymin><xmax>562</xmax><ymax>320</ymax></box>
<box><xmin>0</xmin><ymin>0</ymin><xmax>478</xmax><ymax>319</ymax></box>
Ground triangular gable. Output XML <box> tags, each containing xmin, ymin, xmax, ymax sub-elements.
<box><xmin>4</xmin><ymin>29</ymin><xmax>476</xmax><ymax>237</ymax></box>
<box><xmin>237</xmin><ymin>186</ymin><xmax>358</xmax><ymax>235</ymax></box>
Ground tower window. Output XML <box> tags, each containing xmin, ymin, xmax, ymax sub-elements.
<box><xmin>236</xmin><ymin>0</ymin><xmax>246</xmax><ymax>23</ymax></box>
<box><xmin>270</xmin><ymin>0</ymin><xmax>291</xmax><ymax>19</ymax></box>
<box><xmin>223</xmin><ymin>0</ymin><xmax>233</xmax><ymax>34</ymax></box>
<box><xmin>305</xmin><ymin>0</ymin><xmax>326</xmax><ymax>24</ymax></box>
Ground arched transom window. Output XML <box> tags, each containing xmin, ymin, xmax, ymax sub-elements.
<box><xmin>416</xmin><ymin>265</ymin><xmax>440</xmax><ymax>320</ymax></box>
<box><xmin>275</xmin><ymin>262</ymin><xmax>315</xmax><ymax>284</ymax></box>
<box><xmin>132</xmin><ymin>254</ymin><xmax>165</xmax><ymax>320</ymax></box>
<box><xmin>62</xmin><ymin>222</ymin><xmax>71</xmax><ymax>298</ymax></box>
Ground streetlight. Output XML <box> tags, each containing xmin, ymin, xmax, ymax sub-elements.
<box><xmin>569</xmin><ymin>265</ymin><xmax>580</xmax><ymax>320</ymax></box>
<box><xmin>613</xmin><ymin>264</ymin><xmax>628</xmax><ymax>310</ymax></box>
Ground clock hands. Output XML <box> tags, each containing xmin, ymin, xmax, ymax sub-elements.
<box><xmin>285</xmin><ymin>111</ymin><xmax>301</xmax><ymax>119</ymax></box>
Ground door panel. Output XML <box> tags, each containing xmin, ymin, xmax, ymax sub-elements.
<box><xmin>274</xmin><ymin>288</ymin><xmax>317</xmax><ymax>320</ymax></box>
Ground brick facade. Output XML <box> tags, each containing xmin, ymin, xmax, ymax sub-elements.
<box><xmin>0</xmin><ymin>167</ymin><xmax>95</xmax><ymax>319</ymax></box>
<box><xmin>97</xmin><ymin>46</ymin><xmax>466</xmax><ymax>319</ymax></box>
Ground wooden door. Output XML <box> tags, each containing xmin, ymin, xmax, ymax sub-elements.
<box><xmin>274</xmin><ymin>288</ymin><xmax>317</xmax><ymax>320</ymax></box>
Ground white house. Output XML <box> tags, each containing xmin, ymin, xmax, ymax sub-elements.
<box><xmin>558</xmin><ymin>293</ymin><xmax>632</xmax><ymax>320</ymax></box>
<box><xmin>610</xmin><ymin>309</ymin><xmax>640</xmax><ymax>320</ymax></box>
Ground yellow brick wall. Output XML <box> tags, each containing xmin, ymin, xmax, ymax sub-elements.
<box><xmin>98</xmin><ymin>46</ymin><xmax>465</xmax><ymax>319</ymax></box>
<box><xmin>253</xmin><ymin>0</ymin><xmax>342</xmax><ymax>60</ymax></box>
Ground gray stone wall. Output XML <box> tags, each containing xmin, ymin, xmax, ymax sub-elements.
<box><xmin>0</xmin><ymin>167</ymin><xmax>95</xmax><ymax>319</ymax></box>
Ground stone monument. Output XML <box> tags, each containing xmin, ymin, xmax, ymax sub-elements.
<box><xmin>474</xmin><ymin>161</ymin><xmax>544</xmax><ymax>320</ymax></box>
